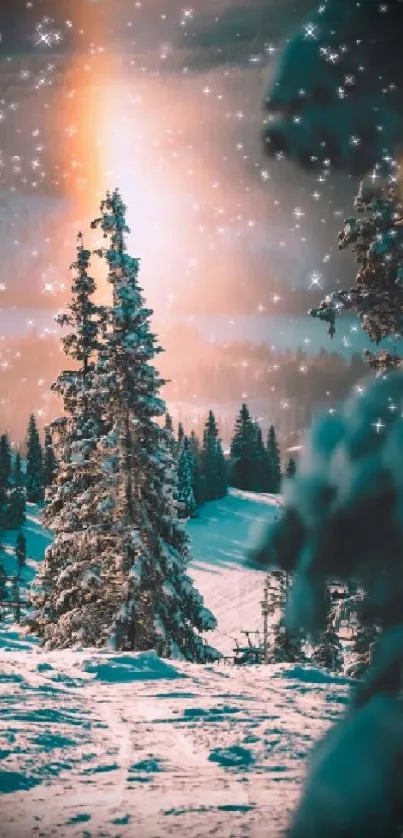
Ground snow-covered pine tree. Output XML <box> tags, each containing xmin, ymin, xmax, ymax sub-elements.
<box><xmin>15</xmin><ymin>530</ymin><xmax>26</xmax><ymax>573</ymax></box>
<box><xmin>177</xmin><ymin>436</ymin><xmax>197</xmax><ymax>519</ymax></box>
<box><xmin>25</xmin><ymin>415</ymin><xmax>44</xmax><ymax>503</ymax></box>
<box><xmin>200</xmin><ymin>410</ymin><xmax>227</xmax><ymax>502</ymax></box>
<box><xmin>43</xmin><ymin>428</ymin><xmax>57</xmax><ymax>490</ymax></box>
<box><xmin>86</xmin><ymin>188</ymin><xmax>219</xmax><ymax>660</ymax></box>
<box><xmin>310</xmin><ymin>163</ymin><xmax>403</xmax><ymax>373</ymax></box>
<box><xmin>27</xmin><ymin>232</ymin><xmax>107</xmax><ymax>647</ymax></box>
<box><xmin>230</xmin><ymin>403</ymin><xmax>261</xmax><ymax>491</ymax></box>
<box><xmin>267</xmin><ymin>424</ymin><xmax>282</xmax><ymax>493</ymax></box>
<box><xmin>189</xmin><ymin>430</ymin><xmax>203</xmax><ymax>508</ymax></box>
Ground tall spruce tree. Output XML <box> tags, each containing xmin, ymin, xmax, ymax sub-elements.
<box><xmin>254</xmin><ymin>423</ymin><xmax>272</xmax><ymax>492</ymax></box>
<box><xmin>43</xmin><ymin>428</ymin><xmax>57</xmax><ymax>490</ymax></box>
<box><xmin>90</xmin><ymin>190</ymin><xmax>219</xmax><ymax>658</ymax></box>
<box><xmin>32</xmin><ymin>190</ymin><xmax>219</xmax><ymax>660</ymax></box>
<box><xmin>200</xmin><ymin>411</ymin><xmax>227</xmax><ymax>502</ymax></box>
<box><xmin>9</xmin><ymin>445</ymin><xmax>25</xmax><ymax>530</ymax></box>
<box><xmin>189</xmin><ymin>430</ymin><xmax>203</xmax><ymax>508</ymax></box>
<box><xmin>0</xmin><ymin>433</ymin><xmax>11</xmax><ymax>522</ymax></box>
<box><xmin>25</xmin><ymin>415</ymin><xmax>44</xmax><ymax>503</ymax></box>
<box><xmin>27</xmin><ymin>232</ymin><xmax>107</xmax><ymax>647</ymax></box>
<box><xmin>13</xmin><ymin>452</ymin><xmax>24</xmax><ymax>488</ymax></box>
<box><xmin>164</xmin><ymin>412</ymin><xmax>174</xmax><ymax>435</ymax></box>
<box><xmin>267</xmin><ymin>425</ymin><xmax>282</xmax><ymax>493</ymax></box>
<box><xmin>177</xmin><ymin>436</ymin><xmax>197</xmax><ymax>519</ymax></box>
<box><xmin>230</xmin><ymin>403</ymin><xmax>261</xmax><ymax>491</ymax></box>
<box><xmin>0</xmin><ymin>435</ymin><xmax>25</xmax><ymax>529</ymax></box>
<box><xmin>0</xmin><ymin>434</ymin><xmax>11</xmax><ymax>495</ymax></box>
<box><xmin>177</xmin><ymin>422</ymin><xmax>185</xmax><ymax>455</ymax></box>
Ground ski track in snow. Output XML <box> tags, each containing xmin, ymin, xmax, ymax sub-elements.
<box><xmin>0</xmin><ymin>491</ymin><xmax>351</xmax><ymax>837</ymax></box>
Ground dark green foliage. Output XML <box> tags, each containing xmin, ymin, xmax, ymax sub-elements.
<box><xmin>43</xmin><ymin>429</ymin><xmax>57</xmax><ymax>489</ymax></box>
<box><xmin>55</xmin><ymin>231</ymin><xmax>104</xmax><ymax>374</ymax></box>
<box><xmin>285</xmin><ymin>457</ymin><xmax>297</xmax><ymax>479</ymax></box>
<box><xmin>267</xmin><ymin>425</ymin><xmax>282</xmax><ymax>493</ymax></box>
<box><xmin>272</xmin><ymin>617</ymin><xmax>306</xmax><ymax>663</ymax></box>
<box><xmin>177</xmin><ymin>422</ymin><xmax>185</xmax><ymax>454</ymax></box>
<box><xmin>15</xmin><ymin>530</ymin><xmax>26</xmax><ymax>572</ymax></box>
<box><xmin>25</xmin><ymin>415</ymin><xmax>44</xmax><ymax>503</ymax></box>
<box><xmin>0</xmin><ymin>434</ymin><xmax>12</xmax><ymax>519</ymax></box>
<box><xmin>0</xmin><ymin>552</ymin><xmax>7</xmax><ymax>601</ymax></box>
<box><xmin>229</xmin><ymin>404</ymin><xmax>263</xmax><ymax>492</ymax></box>
<box><xmin>311</xmin><ymin>629</ymin><xmax>344</xmax><ymax>673</ymax></box>
<box><xmin>164</xmin><ymin>412</ymin><xmax>174</xmax><ymax>435</ymax></box>
<box><xmin>31</xmin><ymin>189</ymin><xmax>219</xmax><ymax>661</ymax></box>
<box><xmin>13</xmin><ymin>452</ymin><xmax>24</xmax><ymax>488</ymax></box>
<box><xmin>311</xmin><ymin>586</ymin><xmax>344</xmax><ymax>673</ymax></box>
<box><xmin>255</xmin><ymin>424</ymin><xmax>276</xmax><ymax>493</ymax></box>
<box><xmin>0</xmin><ymin>437</ymin><xmax>25</xmax><ymax>529</ymax></box>
<box><xmin>0</xmin><ymin>434</ymin><xmax>11</xmax><ymax>494</ymax></box>
<box><xmin>188</xmin><ymin>431</ymin><xmax>203</xmax><ymax>507</ymax></box>
<box><xmin>200</xmin><ymin>411</ymin><xmax>228</xmax><ymax>502</ymax></box>
<box><xmin>177</xmin><ymin>436</ymin><xmax>197</xmax><ymax>519</ymax></box>
<box><xmin>347</xmin><ymin>595</ymin><xmax>378</xmax><ymax>679</ymax></box>
<box><xmin>6</xmin><ymin>488</ymin><xmax>25</xmax><ymax>529</ymax></box>
<box><xmin>310</xmin><ymin>170</ymin><xmax>403</xmax><ymax>372</ymax></box>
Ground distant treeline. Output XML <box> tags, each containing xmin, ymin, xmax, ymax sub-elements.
<box><xmin>0</xmin><ymin>328</ymin><xmax>366</xmax><ymax>446</ymax></box>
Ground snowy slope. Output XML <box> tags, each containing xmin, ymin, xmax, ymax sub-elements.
<box><xmin>0</xmin><ymin>491</ymin><xmax>351</xmax><ymax>838</ymax></box>
<box><xmin>189</xmin><ymin>489</ymin><xmax>283</xmax><ymax>656</ymax></box>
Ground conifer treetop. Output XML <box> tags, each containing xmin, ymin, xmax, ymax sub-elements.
<box><xmin>310</xmin><ymin>162</ymin><xmax>403</xmax><ymax>372</ymax></box>
<box><xmin>55</xmin><ymin>231</ymin><xmax>101</xmax><ymax>372</ymax></box>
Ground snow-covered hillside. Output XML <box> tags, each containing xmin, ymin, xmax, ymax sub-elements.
<box><xmin>0</xmin><ymin>491</ymin><xmax>351</xmax><ymax>838</ymax></box>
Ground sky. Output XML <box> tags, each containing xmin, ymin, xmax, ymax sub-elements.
<box><xmin>0</xmin><ymin>0</ymin><xmax>359</xmax><ymax>319</ymax></box>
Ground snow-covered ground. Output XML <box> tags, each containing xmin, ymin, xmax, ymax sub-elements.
<box><xmin>0</xmin><ymin>491</ymin><xmax>351</xmax><ymax>838</ymax></box>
